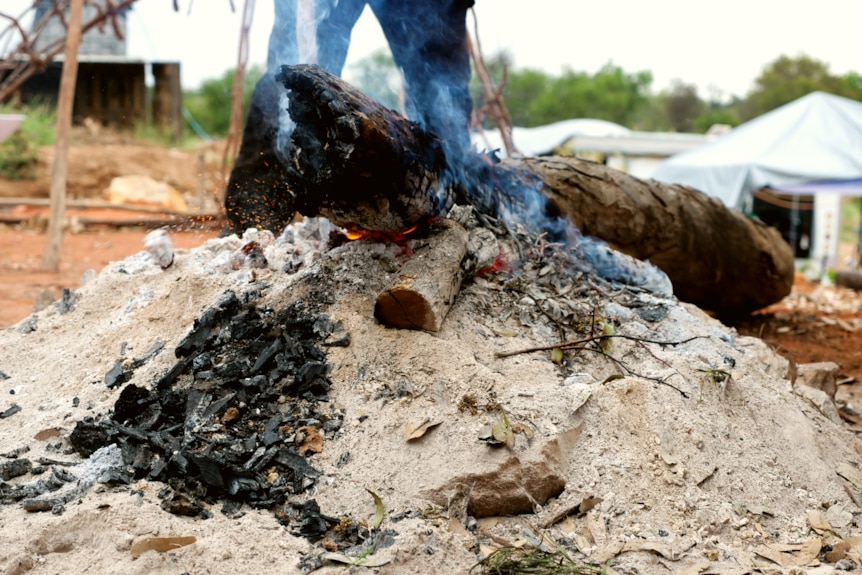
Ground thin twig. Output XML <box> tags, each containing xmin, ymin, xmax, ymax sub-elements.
<box><xmin>495</xmin><ymin>334</ymin><xmax>704</xmax><ymax>358</ymax></box>
<box><xmin>574</xmin><ymin>345</ymin><xmax>690</xmax><ymax>398</ymax></box>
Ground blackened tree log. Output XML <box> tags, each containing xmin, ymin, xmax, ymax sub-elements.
<box><xmin>275</xmin><ymin>64</ymin><xmax>454</xmax><ymax>235</ymax></box>
<box><xmin>256</xmin><ymin>64</ymin><xmax>794</xmax><ymax>316</ymax></box>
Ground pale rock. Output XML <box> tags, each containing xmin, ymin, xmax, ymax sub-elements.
<box><xmin>795</xmin><ymin>361</ymin><xmax>840</xmax><ymax>399</ymax></box>
<box><xmin>104</xmin><ymin>175</ymin><xmax>188</xmax><ymax>212</ymax></box>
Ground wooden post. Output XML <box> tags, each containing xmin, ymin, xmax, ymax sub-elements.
<box><xmin>41</xmin><ymin>0</ymin><xmax>84</xmax><ymax>272</ymax></box>
<box><xmin>222</xmin><ymin>0</ymin><xmax>256</xmax><ymax>182</ymax></box>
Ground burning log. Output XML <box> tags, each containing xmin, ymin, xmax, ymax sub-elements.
<box><xmin>275</xmin><ymin>64</ymin><xmax>453</xmax><ymax>235</ymax></box>
<box><xmin>263</xmin><ymin>65</ymin><xmax>793</xmax><ymax>316</ymax></box>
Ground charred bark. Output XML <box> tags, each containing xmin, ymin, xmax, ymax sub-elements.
<box><xmin>276</xmin><ymin>64</ymin><xmax>454</xmax><ymax>235</ymax></box>
<box><xmin>259</xmin><ymin>65</ymin><xmax>794</xmax><ymax>316</ymax></box>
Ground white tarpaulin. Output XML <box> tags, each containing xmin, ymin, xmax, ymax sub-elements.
<box><xmin>473</xmin><ymin>118</ymin><xmax>630</xmax><ymax>157</ymax></box>
<box><xmin>652</xmin><ymin>92</ymin><xmax>862</xmax><ymax>209</ymax></box>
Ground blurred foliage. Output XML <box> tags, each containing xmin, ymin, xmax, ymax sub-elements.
<box><xmin>183</xmin><ymin>52</ymin><xmax>862</xmax><ymax>142</ymax></box>
<box><xmin>183</xmin><ymin>65</ymin><xmax>264</xmax><ymax>137</ymax></box>
<box><xmin>344</xmin><ymin>49</ymin><xmax>403</xmax><ymax>111</ymax></box>
<box><xmin>0</xmin><ymin>100</ymin><xmax>55</xmax><ymax>180</ymax></box>
<box><xmin>739</xmin><ymin>54</ymin><xmax>858</xmax><ymax>120</ymax></box>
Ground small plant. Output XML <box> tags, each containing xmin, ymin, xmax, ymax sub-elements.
<box><xmin>0</xmin><ymin>100</ymin><xmax>56</xmax><ymax>180</ymax></box>
<box><xmin>0</xmin><ymin>130</ymin><xmax>38</xmax><ymax>180</ymax></box>
<box><xmin>471</xmin><ymin>545</ymin><xmax>606</xmax><ymax>575</ymax></box>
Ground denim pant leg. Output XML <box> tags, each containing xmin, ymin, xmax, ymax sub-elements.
<box><xmin>371</xmin><ymin>0</ymin><xmax>474</xmax><ymax>156</ymax></box>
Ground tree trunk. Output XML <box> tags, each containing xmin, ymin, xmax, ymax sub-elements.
<box><xmin>514</xmin><ymin>156</ymin><xmax>794</xmax><ymax>315</ymax></box>
<box><xmin>269</xmin><ymin>64</ymin><xmax>794</xmax><ymax>316</ymax></box>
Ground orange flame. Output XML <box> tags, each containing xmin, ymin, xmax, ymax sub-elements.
<box><xmin>344</xmin><ymin>225</ymin><xmax>418</xmax><ymax>242</ymax></box>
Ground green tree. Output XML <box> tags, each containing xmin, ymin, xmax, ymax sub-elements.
<box><xmin>520</xmin><ymin>62</ymin><xmax>652</xmax><ymax>128</ymax></box>
<box><xmin>664</xmin><ymin>80</ymin><xmax>704</xmax><ymax>132</ymax></box>
<box><xmin>183</xmin><ymin>65</ymin><xmax>264</xmax><ymax>137</ymax></box>
<box><xmin>740</xmin><ymin>54</ymin><xmax>855</xmax><ymax>120</ymax></box>
<box><xmin>344</xmin><ymin>49</ymin><xmax>403</xmax><ymax>111</ymax></box>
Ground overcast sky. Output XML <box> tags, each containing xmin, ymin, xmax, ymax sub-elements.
<box><xmin>6</xmin><ymin>0</ymin><xmax>861</xmax><ymax>100</ymax></box>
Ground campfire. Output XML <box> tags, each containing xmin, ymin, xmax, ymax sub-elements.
<box><xmin>1</xmin><ymin>68</ymin><xmax>860</xmax><ymax>575</ymax></box>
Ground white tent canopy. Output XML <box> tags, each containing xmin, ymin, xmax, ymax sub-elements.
<box><xmin>652</xmin><ymin>92</ymin><xmax>862</xmax><ymax>209</ymax></box>
<box><xmin>473</xmin><ymin>118</ymin><xmax>630</xmax><ymax>157</ymax></box>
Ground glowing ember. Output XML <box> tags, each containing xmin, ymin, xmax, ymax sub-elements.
<box><xmin>344</xmin><ymin>225</ymin><xmax>419</xmax><ymax>242</ymax></box>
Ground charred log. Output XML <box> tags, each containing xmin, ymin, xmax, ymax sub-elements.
<box><xmin>276</xmin><ymin>64</ymin><xmax>454</xmax><ymax>235</ymax></box>
<box><xmin>258</xmin><ymin>64</ymin><xmax>794</xmax><ymax>316</ymax></box>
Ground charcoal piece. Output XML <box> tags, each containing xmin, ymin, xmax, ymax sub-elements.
<box><xmin>36</xmin><ymin>457</ymin><xmax>76</xmax><ymax>467</ymax></box>
<box><xmin>228</xmin><ymin>477</ymin><xmax>260</xmax><ymax>495</ymax></box>
<box><xmin>0</xmin><ymin>370</ymin><xmax>8</xmax><ymax>379</ymax></box>
<box><xmin>104</xmin><ymin>361</ymin><xmax>130</xmax><ymax>389</ymax></box>
<box><xmin>252</xmin><ymin>338</ymin><xmax>285</xmax><ymax>373</ymax></box>
<box><xmin>221</xmin><ymin>498</ymin><xmax>244</xmax><ymax>518</ymax></box>
<box><xmin>175</xmin><ymin>291</ymin><xmax>240</xmax><ymax>358</ymax></box>
<box><xmin>312</xmin><ymin>315</ymin><xmax>333</xmax><ymax>339</ymax></box>
<box><xmin>262</xmin><ymin>417</ymin><xmax>283</xmax><ymax>446</ymax></box>
<box><xmin>17</xmin><ymin>316</ymin><xmax>38</xmax><ymax>333</ymax></box>
<box><xmin>192</xmin><ymin>352</ymin><xmax>213</xmax><ymax>373</ymax></box>
<box><xmin>0</xmin><ymin>404</ymin><xmax>21</xmax><ymax>419</ymax></box>
<box><xmin>291</xmin><ymin>499</ymin><xmax>336</xmax><ymax>541</ymax></box>
<box><xmin>240</xmin><ymin>375</ymin><xmax>268</xmax><ymax>389</ymax></box>
<box><xmin>636</xmin><ymin>304</ymin><xmax>671</xmax><ymax>323</ymax></box>
<box><xmin>130</xmin><ymin>340</ymin><xmax>166</xmax><ymax>369</ymax></box>
<box><xmin>55</xmin><ymin>288</ymin><xmax>79</xmax><ymax>314</ymax></box>
<box><xmin>154</xmin><ymin>354</ymin><xmax>196</xmax><ymax>392</ymax></box>
<box><xmin>113</xmin><ymin>384</ymin><xmax>156</xmax><ymax>425</ymax></box>
<box><xmin>184</xmin><ymin>388</ymin><xmax>213</xmax><ymax>437</ymax></box>
<box><xmin>187</xmin><ymin>454</ymin><xmax>227</xmax><ymax>488</ymax></box>
<box><xmin>0</xmin><ymin>458</ymin><xmax>32</xmax><ymax>480</ymax></box>
<box><xmin>293</xmin><ymin>362</ymin><xmax>332</xmax><ymax>395</ymax></box>
<box><xmin>202</xmin><ymin>393</ymin><xmax>236</xmax><ymax>420</ymax></box>
<box><xmin>1</xmin><ymin>446</ymin><xmax>29</xmax><ymax>459</ymax></box>
<box><xmin>275</xmin><ymin>449</ymin><xmax>321</xmax><ymax>489</ymax></box>
<box><xmin>69</xmin><ymin>420</ymin><xmax>110</xmax><ymax>457</ymax></box>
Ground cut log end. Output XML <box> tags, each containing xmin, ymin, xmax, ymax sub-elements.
<box><xmin>375</xmin><ymin>286</ymin><xmax>438</xmax><ymax>332</ymax></box>
<box><xmin>374</xmin><ymin>219</ymin><xmax>469</xmax><ymax>332</ymax></box>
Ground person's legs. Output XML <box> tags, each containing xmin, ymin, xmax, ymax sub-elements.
<box><xmin>371</xmin><ymin>0</ymin><xmax>474</xmax><ymax>156</ymax></box>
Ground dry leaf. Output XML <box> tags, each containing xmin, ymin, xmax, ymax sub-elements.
<box><xmin>585</xmin><ymin>512</ymin><xmax>607</xmax><ymax>546</ymax></box>
<box><xmin>837</xmin><ymin>462</ymin><xmax>862</xmax><ymax>490</ymax></box>
<box><xmin>403</xmin><ymin>418</ymin><xmax>441</xmax><ymax>441</ymax></box>
<box><xmin>600</xmin><ymin>323</ymin><xmax>615</xmax><ymax>354</ymax></box>
<box><xmin>808</xmin><ymin>509</ymin><xmax>834</xmax><ymax>535</ymax></box>
<box><xmin>33</xmin><ymin>427</ymin><xmax>61</xmax><ymax>441</ymax></box>
<box><xmin>795</xmin><ymin>537</ymin><xmax>822</xmax><ymax>566</ymax></box>
<box><xmin>297</xmin><ymin>426</ymin><xmax>324</xmax><ymax>456</ymax></box>
<box><xmin>491</xmin><ymin>412</ymin><xmax>514</xmax><ymax>449</ymax></box>
<box><xmin>539</xmin><ymin>495</ymin><xmax>602</xmax><ymax>528</ymax></box>
<box><xmin>367</xmin><ymin>488</ymin><xmax>384</xmax><ymax>529</ymax></box>
<box><xmin>130</xmin><ymin>536</ymin><xmax>196</xmax><ymax>559</ymax></box>
<box><xmin>320</xmin><ymin>551</ymin><xmax>391</xmax><ymax>567</ymax></box>
<box><xmin>754</xmin><ymin>546</ymin><xmax>795</xmax><ymax>567</ymax></box>
<box><xmin>550</xmin><ymin>347</ymin><xmax>564</xmax><ymax>365</ymax></box>
<box><xmin>825</xmin><ymin>539</ymin><xmax>849</xmax><ymax>563</ymax></box>
<box><xmin>677</xmin><ymin>561</ymin><xmax>711</xmax><ymax>575</ymax></box>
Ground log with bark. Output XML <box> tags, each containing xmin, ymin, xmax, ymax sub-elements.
<box><xmin>262</xmin><ymin>64</ymin><xmax>793</xmax><ymax>317</ymax></box>
<box><xmin>374</xmin><ymin>214</ymin><xmax>499</xmax><ymax>332</ymax></box>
